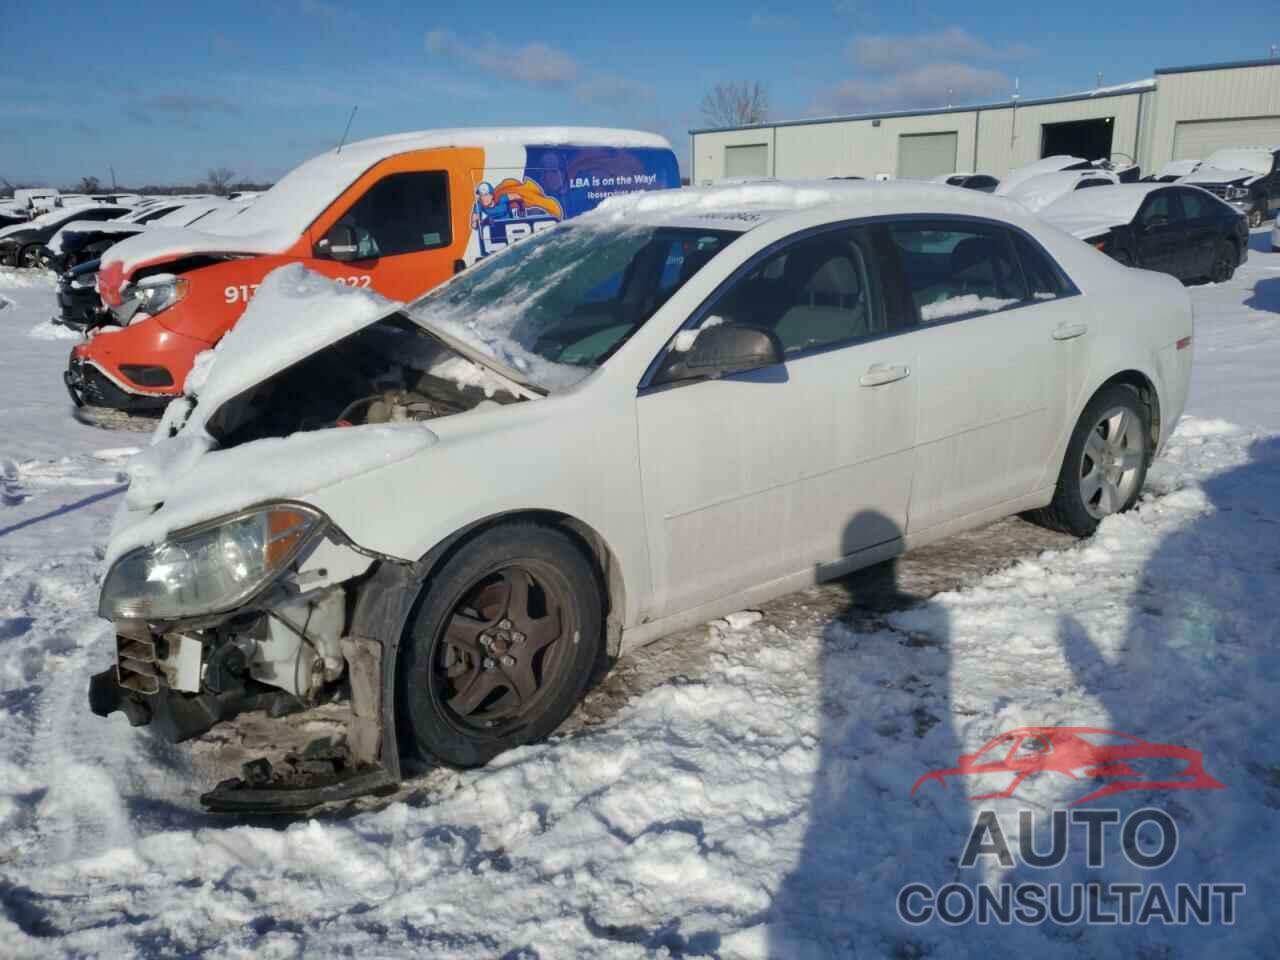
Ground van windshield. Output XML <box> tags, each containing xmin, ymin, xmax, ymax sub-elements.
<box><xmin>405</xmin><ymin>224</ymin><xmax>737</xmax><ymax>392</ymax></box>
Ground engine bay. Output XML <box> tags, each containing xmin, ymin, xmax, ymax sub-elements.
<box><xmin>201</xmin><ymin>313</ymin><xmax>524</xmax><ymax>448</ymax></box>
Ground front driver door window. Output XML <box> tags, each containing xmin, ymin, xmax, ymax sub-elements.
<box><xmin>332</xmin><ymin>171</ymin><xmax>451</xmax><ymax>259</ymax></box>
<box><xmin>635</xmin><ymin>223</ymin><xmax>917</xmax><ymax>620</ymax></box>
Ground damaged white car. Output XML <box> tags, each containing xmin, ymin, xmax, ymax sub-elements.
<box><xmin>89</xmin><ymin>180</ymin><xmax>1194</xmax><ymax>810</ymax></box>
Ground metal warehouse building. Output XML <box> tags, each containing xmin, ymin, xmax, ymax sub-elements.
<box><xmin>689</xmin><ymin>58</ymin><xmax>1280</xmax><ymax>183</ymax></box>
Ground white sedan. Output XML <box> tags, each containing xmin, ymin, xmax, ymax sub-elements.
<box><xmin>89</xmin><ymin>181</ymin><xmax>1194</xmax><ymax>809</ymax></box>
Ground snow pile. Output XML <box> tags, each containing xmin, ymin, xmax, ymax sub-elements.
<box><xmin>920</xmin><ymin>294</ymin><xmax>1019</xmax><ymax>321</ymax></box>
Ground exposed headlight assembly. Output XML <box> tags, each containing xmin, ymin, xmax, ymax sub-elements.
<box><xmin>126</xmin><ymin>273</ymin><xmax>190</xmax><ymax>320</ymax></box>
<box><xmin>1225</xmin><ymin>186</ymin><xmax>1250</xmax><ymax>201</ymax></box>
<box><xmin>99</xmin><ymin>504</ymin><xmax>325</xmax><ymax>621</ymax></box>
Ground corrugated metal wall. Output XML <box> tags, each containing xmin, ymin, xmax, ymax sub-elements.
<box><xmin>1147</xmin><ymin>64</ymin><xmax>1280</xmax><ymax>168</ymax></box>
<box><xmin>691</xmin><ymin>61</ymin><xmax>1280</xmax><ymax>184</ymax></box>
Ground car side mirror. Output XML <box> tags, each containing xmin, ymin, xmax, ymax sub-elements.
<box><xmin>316</xmin><ymin>223</ymin><xmax>360</xmax><ymax>262</ymax></box>
<box><xmin>655</xmin><ymin>322</ymin><xmax>784</xmax><ymax>386</ymax></box>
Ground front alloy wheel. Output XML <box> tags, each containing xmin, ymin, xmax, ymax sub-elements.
<box><xmin>400</xmin><ymin>523</ymin><xmax>603</xmax><ymax>767</ymax></box>
<box><xmin>1248</xmin><ymin>206</ymin><xmax>1263</xmax><ymax>229</ymax></box>
<box><xmin>19</xmin><ymin>245</ymin><xmax>42</xmax><ymax>269</ymax></box>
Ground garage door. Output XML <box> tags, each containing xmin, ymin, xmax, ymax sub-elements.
<box><xmin>897</xmin><ymin>132</ymin><xmax>958</xmax><ymax>179</ymax></box>
<box><xmin>724</xmin><ymin>143</ymin><xmax>769</xmax><ymax>179</ymax></box>
<box><xmin>1173</xmin><ymin>117</ymin><xmax>1280</xmax><ymax>160</ymax></box>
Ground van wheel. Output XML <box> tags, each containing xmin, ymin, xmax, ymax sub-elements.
<box><xmin>1026</xmin><ymin>385</ymin><xmax>1151</xmax><ymax>538</ymax></box>
<box><xmin>399</xmin><ymin>522</ymin><xmax>602</xmax><ymax>767</ymax></box>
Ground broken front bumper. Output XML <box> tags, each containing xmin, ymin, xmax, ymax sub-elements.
<box><xmin>87</xmin><ymin>608</ymin><xmax>406</xmax><ymax>813</ymax></box>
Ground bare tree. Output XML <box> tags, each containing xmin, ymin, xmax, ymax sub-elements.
<box><xmin>206</xmin><ymin>167</ymin><xmax>236</xmax><ymax>196</ymax></box>
<box><xmin>76</xmin><ymin>175</ymin><xmax>101</xmax><ymax>194</ymax></box>
<box><xmin>700</xmin><ymin>81</ymin><xmax>769</xmax><ymax>128</ymax></box>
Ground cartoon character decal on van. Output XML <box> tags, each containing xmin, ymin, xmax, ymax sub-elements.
<box><xmin>471</xmin><ymin>177</ymin><xmax>564</xmax><ymax>257</ymax></box>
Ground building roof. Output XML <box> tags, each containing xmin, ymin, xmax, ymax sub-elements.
<box><xmin>688</xmin><ymin>81</ymin><xmax>1155</xmax><ymax>135</ymax></box>
<box><xmin>1154</xmin><ymin>57</ymin><xmax>1280</xmax><ymax>75</ymax></box>
<box><xmin>691</xmin><ymin>57</ymin><xmax>1279</xmax><ymax>136</ymax></box>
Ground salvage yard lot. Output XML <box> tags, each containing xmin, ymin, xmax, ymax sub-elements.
<box><xmin>1</xmin><ymin>232</ymin><xmax>1279</xmax><ymax>957</ymax></box>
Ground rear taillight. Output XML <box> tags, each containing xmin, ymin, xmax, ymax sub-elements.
<box><xmin>1093</xmin><ymin>240</ymin><xmax>1107</xmax><ymax>251</ymax></box>
<box><xmin>1176</xmin><ymin>336</ymin><xmax>1192</xmax><ymax>351</ymax></box>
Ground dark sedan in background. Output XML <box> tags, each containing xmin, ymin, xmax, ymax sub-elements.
<box><xmin>1039</xmin><ymin>183</ymin><xmax>1248</xmax><ymax>284</ymax></box>
<box><xmin>0</xmin><ymin>204</ymin><xmax>126</xmax><ymax>268</ymax></box>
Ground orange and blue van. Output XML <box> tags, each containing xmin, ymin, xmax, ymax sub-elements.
<box><xmin>68</xmin><ymin>127</ymin><xmax>679</xmax><ymax>412</ymax></box>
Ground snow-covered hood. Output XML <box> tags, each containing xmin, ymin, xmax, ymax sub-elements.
<box><xmin>104</xmin><ymin>264</ymin><xmax>532</xmax><ymax>567</ymax></box>
<box><xmin>1178</xmin><ymin>166</ymin><xmax>1261</xmax><ymax>187</ymax></box>
<box><xmin>1039</xmin><ymin>212</ymin><xmax>1126</xmax><ymax>240</ymax></box>
<box><xmin>101</xmin><ymin>224</ymin><xmax>288</xmax><ymax>279</ymax></box>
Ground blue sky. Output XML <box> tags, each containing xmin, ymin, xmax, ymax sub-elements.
<box><xmin>1</xmin><ymin>0</ymin><xmax>1275</xmax><ymax>186</ymax></box>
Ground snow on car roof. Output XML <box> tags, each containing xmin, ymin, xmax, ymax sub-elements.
<box><xmin>106</xmin><ymin>127</ymin><xmax>672</xmax><ymax>274</ymax></box>
<box><xmin>1004</xmin><ymin>170</ymin><xmax>1119</xmax><ymax>213</ymax></box>
<box><xmin>586</xmin><ymin>178</ymin><xmax>1034</xmax><ymax>232</ymax></box>
<box><xmin>996</xmin><ymin>156</ymin><xmax>1092</xmax><ymax>195</ymax></box>
<box><xmin>218</xmin><ymin>126</ymin><xmax>670</xmax><ymax>242</ymax></box>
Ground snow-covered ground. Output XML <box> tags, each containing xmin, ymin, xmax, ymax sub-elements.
<box><xmin>1</xmin><ymin>233</ymin><xmax>1278</xmax><ymax>958</ymax></box>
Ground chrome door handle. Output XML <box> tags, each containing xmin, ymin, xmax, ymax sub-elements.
<box><xmin>859</xmin><ymin>363</ymin><xmax>910</xmax><ymax>387</ymax></box>
<box><xmin>1053</xmin><ymin>322</ymin><xmax>1089</xmax><ymax>341</ymax></box>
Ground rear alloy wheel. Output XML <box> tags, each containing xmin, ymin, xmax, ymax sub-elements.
<box><xmin>1210</xmin><ymin>239</ymin><xmax>1237</xmax><ymax>283</ymax></box>
<box><xmin>1027</xmin><ymin>384</ymin><xmax>1151</xmax><ymax>537</ymax></box>
<box><xmin>399</xmin><ymin>523</ymin><xmax>602</xmax><ymax>768</ymax></box>
<box><xmin>18</xmin><ymin>245</ymin><xmax>43</xmax><ymax>269</ymax></box>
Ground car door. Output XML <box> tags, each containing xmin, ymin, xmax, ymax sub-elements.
<box><xmin>1133</xmin><ymin>189</ymin><xmax>1187</xmax><ymax>277</ymax></box>
<box><xmin>636</xmin><ymin>223</ymin><xmax>917</xmax><ymax>620</ymax></box>
<box><xmin>306</xmin><ymin>148</ymin><xmax>482</xmax><ymax>301</ymax></box>
<box><xmin>885</xmin><ymin>219</ymin><xmax>1079</xmax><ymax>533</ymax></box>
<box><xmin>1173</xmin><ymin>187</ymin><xmax>1220</xmax><ymax>280</ymax></box>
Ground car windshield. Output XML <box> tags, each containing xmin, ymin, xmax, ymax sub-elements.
<box><xmin>405</xmin><ymin>223</ymin><xmax>737</xmax><ymax>392</ymax></box>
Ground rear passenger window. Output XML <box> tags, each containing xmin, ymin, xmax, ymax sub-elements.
<box><xmin>1179</xmin><ymin>190</ymin><xmax>1211</xmax><ymax>220</ymax></box>
<box><xmin>889</xmin><ymin>222</ymin><xmax>1028</xmax><ymax>323</ymax></box>
<box><xmin>1010</xmin><ymin>231</ymin><xmax>1075</xmax><ymax>301</ymax></box>
<box><xmin>695</xmin><ymin>225</ymin><xmax>890</xmax><ymax>355</ymax></box>
<box><xmin>336</xmin><ymin>171</ymin><xmax>451</xmax><ymax>258</ymax></box>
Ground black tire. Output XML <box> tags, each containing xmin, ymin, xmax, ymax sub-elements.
<box><xmin>18</xmin><ymin>245</ymin><xmax>42</xmax><ymax>269</ymax></box>
<box><xmin>1209</xmin><ymin>238</ymin><xmax>1237</xmax><ymax>284</ymax></box>
<box><xmin>1026</xmin><ymin>384</ymin><xmax>1151</xmax><ymax>538</ymax></box>
<box><xmin>398</xmin><ymin>522</ymin><xmax>603</xmax><ymax>768</ymax></box>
